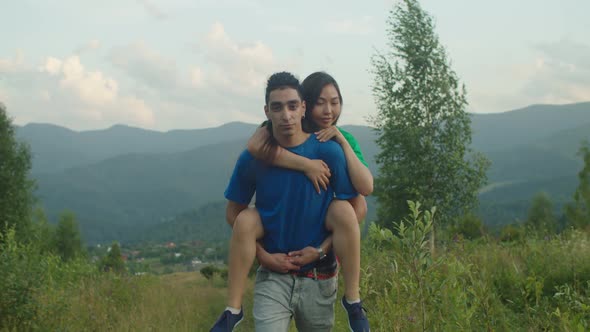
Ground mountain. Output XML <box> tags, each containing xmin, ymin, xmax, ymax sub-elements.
<box><xmin>470</xmin><ymin>102</ymin><xmax>590</xmax><ymax>153</ymax></box>
<box><xmin>16</xmin><ymin>122</ymin><xmax>257</xmax><ymax>174</ymax></box>
<box><xmin>18</xmin><ymin>102</ymin><xmax>590</xmax><ymax>243</ymax></box>
<box><xmin>35</xmin><ymin>138</ymin><xmax>247</xmax><ymax>243</ymax></box>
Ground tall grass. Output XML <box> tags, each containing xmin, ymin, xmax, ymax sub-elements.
<box><xmin>361</xmin><ymin>203</ymin><xmax>590</xmax><ymax>331</ymax></box>
<box><xmin>3</xmin><ymin>209</ymin><xmax>590</xmax><ymax>331</ymax></box>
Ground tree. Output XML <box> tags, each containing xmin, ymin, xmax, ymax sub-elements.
<box><xmin>525</xmin><ymin>192</ymin><xmax>557</xmax><ymax>235</ymax></box>
<box><xmin>30</xmin><ymin>207</ymin><xmax>56</xmax><ymax>254</ymax></box>
<box><xmin>100</xmin><ymin>242</ymin><xmax>125</xmax><ymax>273</ymax></box>
<box><xmin>371</xmin><ymin>0</ymin><xmax>489</xmax><ymax>230</ymax></box>
<box><xmin>565</xmin><ymin>142</ymin><xmax>590</xmax><ymax>229</ymax></box>
<box><xmin>54</xmin><ymin>211</ymin><xmax>84</xmax><ymax>261</ymax></box>
<box><xmin>0</xmin><ymin>102</ymin><xmax>35</xmax><ymax>241</ymax></box>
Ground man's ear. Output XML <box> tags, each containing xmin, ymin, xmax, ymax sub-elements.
<box><xmin>264</xmin><ymin>105</ymin><xmax>270</xmax><ymax>119</ymax></box>
<box><xmin>301</xmin><ymin>101</ymin><xmax>306</xmax><ymax>118</ymax></box>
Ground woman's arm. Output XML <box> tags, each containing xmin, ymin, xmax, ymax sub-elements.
<box><xmin>247</xmin><ymin>126</ymin><xmax>331</xmax><ymax>193</ymax></box>
<box><xmin>317</xmin><ymin>127</ymin><xmax>374</xmax><ymax>196</ymax></box>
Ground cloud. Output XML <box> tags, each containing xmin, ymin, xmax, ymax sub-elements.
<box><xmin>324</xmin><ymin>16</ymin><xmax>375</xmax><ymax>36</ymax></box>
<box><xmin>109</xmin><ymin>42</ymin><xmax>179</xmax><ymax>92</ymax></box>
<box><xmin>2</xmin><ymin>54</ymin><xmax>155</xmax><ymax>129</ymax></box>
<box><xmin>137</xmin><ymin>0</ymin><xmax>168</xmax><ymax>19</ymax></box>
<box><xmin>470</xmin><ymin>39</ymin><xmax>590</xmax><ymax>113</ymax></box>
<box><xmin>42</xmin><ymin>55</ymin><xmax>118</xmax><ymax>106</ymax></box>
<box><xmin>3</xmin><ymin>22</ymin><xmax>302</xmax><ymax>130</ymax></box>
<box><xmin>522</xmin><ymin>39</ymin><xmax>590</xmax><ymax>105</ymax></box>
<box><xmin>203</xmin><ymin>22</ymin><xmax>279</xmax><ymax>96</ymax></box>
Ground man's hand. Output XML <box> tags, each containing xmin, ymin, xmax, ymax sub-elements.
<box><xmin>288</xmin><ymin>246</ymin><xmax>320</xmax><ymax>266</ymax></box>
<box><xmin>304</xmin><ymin>159</ymin><xmax>331</xmax><ymax>194</ymax></box>
<box><xmin>316</xmin><ymin>126</ymin><xmax>345</xmax><ymax>144</ymax></box>
<box><xmin>258</xmin><ymin>252</ymin><xmax>300</xmax><ymax>273</ymax></box>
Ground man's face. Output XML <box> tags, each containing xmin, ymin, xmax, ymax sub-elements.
<box><xmin>265</xmin><ymin>87</ymin><xmax>305</xmax><ymax>138</ymax></box>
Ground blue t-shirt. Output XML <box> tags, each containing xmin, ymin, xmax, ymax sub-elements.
<box><xmin>224</xmin><ymin>134</ymin><xmax>358</xmax><ymax>257</ymax></box>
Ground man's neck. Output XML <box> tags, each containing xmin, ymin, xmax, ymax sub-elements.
<box><xmin>274</xmin><ymin>130</ymin><xmax>310</xmax><ymax>148</ymax></box>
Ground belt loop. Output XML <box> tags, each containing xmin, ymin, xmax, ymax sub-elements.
<box><xmin>313</xmin><ymin>268</ymin><xmax>318</xmax><ymax>280</ymax></box>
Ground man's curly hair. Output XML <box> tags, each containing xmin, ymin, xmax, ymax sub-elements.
<box><xmin>264</xmin><ymin>71</ymin><xmax>303</xmax><ymax>104</ymax></box>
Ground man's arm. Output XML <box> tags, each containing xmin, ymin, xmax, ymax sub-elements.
<box><xmin>288</xmin><ymin>235</ymin><xmax>333</xmax><ymax>266</ymax></box>
<box><xmin>256</xmin><ymin>242</ymin><xmax>300</xmax><ymax>273</ymax></box>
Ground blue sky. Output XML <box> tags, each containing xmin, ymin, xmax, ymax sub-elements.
<box><xmin>1</xmin><ymin>0</ymin><xmax>589</xmax><ymax>130</ymax></box>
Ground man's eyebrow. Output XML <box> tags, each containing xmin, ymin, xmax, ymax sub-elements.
<box><xmin>270</xmin><ymin>99</ymin><xmax>300</xmax><ymax>106</ymax></box>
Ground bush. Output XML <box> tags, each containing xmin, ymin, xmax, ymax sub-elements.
<box><xmin>453</xmin><ymin>213</ymin><xmax>484</xmax><ymax>240</ymax></box>
<box><xmin>0</xmin><ymin>229</ymin><xmax>47</xmax><ymax>329</ymax></box>
<box><xmin>499</xmin><ymin>223</ymin><xmax>525</xmax><ymax>242</ymax></box>
<box><xmin>200</xmin><ymin>265</ymin><xmax>219</xmax><ymax>280</ymax></box>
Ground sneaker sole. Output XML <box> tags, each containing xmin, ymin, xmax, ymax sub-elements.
<box><xmin>233</xmin><ymin>316</ymin><xmax>244</xmax><ymax>331</ymax></box>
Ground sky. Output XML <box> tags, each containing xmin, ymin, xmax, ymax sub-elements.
<box><xmin>1</xmin><ymin>0</ymin><xmax>589</xmax><ymax>131</ymax></box>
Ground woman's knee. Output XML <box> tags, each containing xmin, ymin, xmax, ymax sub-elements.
<box><xmin>233</xmin><ymin>208</ymin><xmax>264</xmax><ymax>238</ymax></box>
<box><xmin>326</xmin><ymin>200</ymin><xmax>357</xmax><ymax>231</ymax></box>
<box><xmin>350</xmin><ymin>196</ymin><xmax>367</xmax><ymax>223</ymax></box>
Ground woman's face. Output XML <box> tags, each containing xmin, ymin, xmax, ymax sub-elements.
<box><xmin>310</xmin><ymin>84</ymin><xmax>341</xmax><ymax>129</ymax></box>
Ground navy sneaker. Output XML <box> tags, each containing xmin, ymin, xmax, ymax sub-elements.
<box><xmin>210</xmin><ymin>309</ymin><xmax>244</xmax><ymax>332</ymax></box>
<box><xmin>341</xmin><ymin>297</ymin><xmax>370</xmax><ymax>332</ymax></box>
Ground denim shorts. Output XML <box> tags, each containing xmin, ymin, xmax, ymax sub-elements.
<box><xmin>253</xmin><ymin>267</ymin><xmax>338</xmax><ymax>332</ymax></box>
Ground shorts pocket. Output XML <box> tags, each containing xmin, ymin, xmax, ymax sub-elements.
<box><xmin>318</xmin><ymin>276</ymin><xmax>338</xmax><ymax>298</ymax></box>
<box><xmin>255</xmin><ymin>267</ymin><xmax>271</xmax><ymax>283</ymax></box>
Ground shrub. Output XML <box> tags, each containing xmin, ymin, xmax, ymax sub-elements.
<box><xmin>200</xmin><ymin>265</ymin><xmax>219</xmax><ymax>280</ymax></box>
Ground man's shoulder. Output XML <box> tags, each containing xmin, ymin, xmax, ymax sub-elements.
<box><xmin>315</xmin><ymin>138</ymin><xmax>343</xmax><ymax>159</ymax></box>
<box><xmin>235</xmin><ymin>149</ymin><xmax>257</xmax><ymax>166</ymax></box>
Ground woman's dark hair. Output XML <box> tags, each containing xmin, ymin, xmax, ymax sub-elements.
<box><xmin>300</xmin><ymin>71</ymin><xmax>343</xmax><ymax>133</ymax></box>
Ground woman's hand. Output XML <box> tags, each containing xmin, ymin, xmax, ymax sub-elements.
<box><xmin>316</xmin><ymin>126</ymin><xmax>345</xmax><ymax>144</ymax></box>
<box><xmin>247</xmin><ymin>125</ymin><xmax>271</xmax><ymax>158</ymax></box>
<box><xmin>304</xmin><ymin>159</ymin><xmax>331</xmax><ymax>194</ymax></box>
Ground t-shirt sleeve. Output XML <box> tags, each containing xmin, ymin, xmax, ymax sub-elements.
<box><xmin>320</xmin><ymin>141</ymin><xmax>358</xmax><ymax>200</ymax></box>
<box><xmin>224</xmin><ymin>150</ymin><xmax>256</xmax><ymax>205</ymax></box>
<box><xmin>338</xmin><ymin>128</ymin><xmax>369</xmax><ymax>167</ymax></box>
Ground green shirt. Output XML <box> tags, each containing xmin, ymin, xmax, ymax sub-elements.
<box><xmin>338</xmin><ymin>127</ymin><xmax>368</xmax><ymax>168</ymax></box>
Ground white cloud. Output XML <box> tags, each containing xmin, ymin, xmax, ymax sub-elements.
<box><xmin>118</xmin><ymin>96</ymin><xmax>156</xmax><ymax>127</ymax></box>
<box><xmin>109</xmin><ymin>42</ymin><xmax>179</xmax><ymax>92</ymax></box>
<box><xmin>3</xmin><ymin>22</ymin><xmax>302</xmax><ymax>130</ymax></box>
<box><xmin>57</xmin><ymin>56</ymin><xmax>118</xmax><ymax>106</ymax></box>
<box><xmin>470</xmin><ymin>39</ymin><xmax>590</xmax><ymax>113</ymax></box>
<box><xmin>203</xmin><ymin>22</ymin><xmax>280</xmax><ymax>96</ymax></box>
<box><xmin>42</xmin><ymin>57</ymin><xmax>62</xmax><ymax>75</ymax></box>
<box><xmin>3</xmin><ymin>54</ymin><xmax>156</xmax><ymax>129</ymax></box>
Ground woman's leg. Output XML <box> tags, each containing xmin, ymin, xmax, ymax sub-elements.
<box><xmin>325</xmin><ymin>199</ymin><xmax>360</xmax><ymax>301</ymax></box>
<box><xmin>348</xmin><ymin>195</ymin><xmax>367</xmax><ymax>224</ymax></box>
<box><xmin>227</xmin><ymin>207</ymin><xmax>265</xmax><ymax>308</ymax></box>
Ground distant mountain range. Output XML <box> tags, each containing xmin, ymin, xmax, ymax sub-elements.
<box><xmin>15</xmin><ymin>102</ymin><xmax>590</xmax><ymax>244</ymax></box>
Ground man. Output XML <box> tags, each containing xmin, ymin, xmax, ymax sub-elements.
<box><xmin>211</xmin><ymin>72</ymin><xmax>360</xmax><ymax>331</ymax></box>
